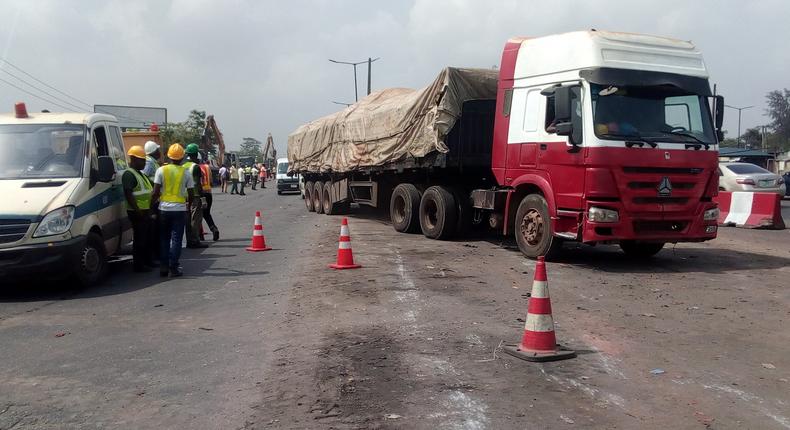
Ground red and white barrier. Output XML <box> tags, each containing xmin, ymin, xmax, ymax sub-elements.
<box><xmin>715</xmin><ymin>191</ymin><xmax>785</xmax><ymax>230</ymax></box>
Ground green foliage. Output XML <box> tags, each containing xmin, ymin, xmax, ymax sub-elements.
<box><xmin>239</xmin><ymin>137</ymin><xmax>262</xmax><ymax>160</ymax></box>
<box><xmin>160</xmin><ymin>109</ymin><xmax>207</xmax><ymax>152</ymax></box>
<box><xmin>766</xmin><ymin>89</ymin><xmax>790</xmax><ymax>152</ymax></box>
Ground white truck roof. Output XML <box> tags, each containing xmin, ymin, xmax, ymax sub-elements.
<box><xmin>0</xmin><ymin>111</ymin><xmax>117</xmax><ymax>126</ymax></box>
<box><xmin>512</xmin><ymin>30</ymin><xmax>708</xmax><ymax>80</ymax></box>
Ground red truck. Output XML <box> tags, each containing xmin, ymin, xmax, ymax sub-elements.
<box><xmin>289</xmin><ymin>31</ymin><xmax>724</xmax><ymax>258</ymax></box>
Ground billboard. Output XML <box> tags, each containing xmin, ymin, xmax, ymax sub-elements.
<box><xmin>93</xmin><ymin>104</ymin><xmax>167</xmax><ymax>129</ymax></box>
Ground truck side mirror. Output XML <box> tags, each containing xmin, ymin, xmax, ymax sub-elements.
<box><xmin>554</xmin><ymin>86</ymin><xmax>572</xmax><ymax>122</ymax></box>
<box><xmin>97</xmin><ymin>156</ymin><xmax>116</xmax><ymax>182</ymax></box>
<box><xmin>714</xmin><ymin>95</ymin><xmax>725</xmax><ymax>141</ymax></box>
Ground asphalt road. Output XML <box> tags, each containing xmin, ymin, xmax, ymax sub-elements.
<box><xmin>782</xmin><ymin>198</ymin><xmax>790</xmax><ymax>224</ymax></box>
<box><xmin>0</xmin><ymin>186</ymin><xmax>304</xmax><ymax>429</ymax></box>
<box><xmin>1</xmin><ymin>187</ymin><xmax>789</xmax><ymax>429</ymax></box>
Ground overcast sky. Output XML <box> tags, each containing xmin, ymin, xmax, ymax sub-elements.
<box><xmin>1</xmin><ymin>0</ymin><xmax>787</xmax><ymax>152</ymax></box>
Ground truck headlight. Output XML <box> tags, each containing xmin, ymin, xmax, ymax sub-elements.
<box><xmin>588</xmin><ymin>207</ymin><xmax>619</xmax><ymax>223</ymax></box>
<box><xmin>33</xmin><ymin>206</ymin><xmax>75</xmax><ymax>237</ymax></box>
<box><xmin>703</xmin><ymin>207</ymin><xmax>720</xmax><ymax>221</ymax></box>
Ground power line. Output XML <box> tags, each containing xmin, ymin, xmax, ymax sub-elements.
<box><xmin>0</xmin><ymin>75</ymin><xmax>80</xmax><ymax>112</ymax></box>
<box><xmin>0</xmin><ymin>58</ymin><xmax>92</xmax><ymax>108</ymax></box>
<box><xmin>0</xmin><ymin>66</ymin><xmax>90</xmax><ymax>112</ymax></box>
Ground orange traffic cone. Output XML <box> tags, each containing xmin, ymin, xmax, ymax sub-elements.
<box><xmin>246</xmin><ymin>211</ymin><xmax>272</xmax><ymax>252</ymax></box>
<box><xmin>503</xmin><ymin>257</ymin><xmax>575</xmax><ymax>362</ymax></box>
<box><xmin>329</xmin><ymin>218</ymin><xmax>361</xmax><ymax>270</ymax></box>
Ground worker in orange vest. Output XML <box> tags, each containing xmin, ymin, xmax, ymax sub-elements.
<box><xmin>199</xmin><ymin>156</ymin><xmax>220</xmax><ymax>241</ymax></box>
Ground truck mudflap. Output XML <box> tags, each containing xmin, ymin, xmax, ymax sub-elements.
<box><xmin>579</xmin><ymin>201</ymin><xmax>719</xmax><ymax>243</ymax></box>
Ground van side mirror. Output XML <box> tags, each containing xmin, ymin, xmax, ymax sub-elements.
<box><xmin>97</xmin><ymin>156</ymin><xmax>116</xmax><ymax>182</ymax></box>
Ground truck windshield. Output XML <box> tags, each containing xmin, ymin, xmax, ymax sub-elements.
<box><xmin>0</xmin><ymin>124</ymin><xmax>86</xmax><ymax>179</ymax></box>
<box><xmin>591</xmin><ymin>84</ymin><xmax>716</xmax><ymax>145</ymax></box>
<box><xmin>277</xmin><ymin>162</ymin><xmax>288</xmax><ymax>174</ymax></box>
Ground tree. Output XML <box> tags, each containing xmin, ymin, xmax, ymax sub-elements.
<box><xmin>741</xmin><ymin>127</ymin><xmax>762</xmax><ymax>149</ymax></box>
<box><xmin>766</xmin><ymin>89</ymin><xmax>790</xmax><ymax>150</ymax></box>
<box><xmin>239</xmin><ymin>137</ymin><xmax>262</xmax><ymax>160</ymax></box>
<box><xmin>160</xmin><ymin>109</ymin><xmax>207</xmax><ymax>151</ymax></box>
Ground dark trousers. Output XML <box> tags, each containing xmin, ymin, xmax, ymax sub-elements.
<box><xmin>230</xmin><ymin>179</ymin><xmax>239</xmax><ymax>194</ymax></box>
<box><xmin>128</xmin><ymin>210</ymin><xmax>152</xmax><ymax>269</ymax></box>
<box><xmin>239</xmin><ymin>179</ymin><xmax>246</xmax><ymax>195</ymax></box>
<box><xmin>251</xmin><ymin>176</ymin><xmax>257</xmax><ymax>190</ymax></box>
<box><xmin>160</xmin><ymin>210</ymin><xmax>186</xmax><ymax>270</ymax></box>
<box><xmin>202</xmin><ymin>193</ymin><xmax>217</xmax><ymax>230</ymax></box>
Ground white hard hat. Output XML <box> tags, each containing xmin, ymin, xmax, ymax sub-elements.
<box><xmin>144</xmin><ymin>141</ymin><xmax>160</xmax><ymax>155</ymax></box>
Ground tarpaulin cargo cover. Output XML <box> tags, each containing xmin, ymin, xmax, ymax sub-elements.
<box><xmin>287</xmin><ymin>67</ymin><xmax>498</xmax><ymax>174</ymax></box>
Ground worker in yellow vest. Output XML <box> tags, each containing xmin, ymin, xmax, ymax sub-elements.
<box><xmin>123</xmin><ymin>146</ymin><xmax>155</xmax><ymax>272</ymax></box>
<box><xmin>151</xmin><ymin>143</ymin><xmax>194</xmax><ymax>277</ymax></box>
<box><xmin>183</xmin><ymin>144</ymin><xmax>208</xmax><ymax>249</ymax></box>
<box><xmin>199</xmin><ymin>158</ymin><xmax>220</xmax><ymax>241</ymax></box>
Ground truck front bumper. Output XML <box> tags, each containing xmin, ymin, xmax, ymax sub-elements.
<box><xmin>579</xmin><ymin>202</ymin><xmax>719</xmax><ymax>244</ymax></box>
<box><xmin>0</xmin><ymin>236</ymin><xmax>86</xmax><ymax>280</ymax></box>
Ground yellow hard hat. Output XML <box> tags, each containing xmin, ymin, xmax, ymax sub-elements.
<box><xmin>167</xmin><ymin>143</ymin><xmax>185</xmax><ymax>160</ymax></box>
<box><xmin>127</xmin><ymin>145</ymin><xmax>146</xmax><ymax>160</ymax></box>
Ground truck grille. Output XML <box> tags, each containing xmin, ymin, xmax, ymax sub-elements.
<box><xmin>619</xmin><ymin>166</ymin><xmax>707</xmax><ymax>213</ymax></box>
<box><xmin>0</xmin><ymin>219</ymin><xmax>31</xmax><ymax>244</ymax></box>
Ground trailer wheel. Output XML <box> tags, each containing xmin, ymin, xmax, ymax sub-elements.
<box><xmin>304</xmin><ymin>181</ymin><xmax>315</xmax><ymax>212</ymax></box>
<box><xmin>313</xmin><ymin>181</ymin><xmax>324</xmax><ymax>214</ymax></box>
<box><xmin>451</xmin><ymin>187</ymin><xmax>473</xmax><ymax>237</ymax></box>
<box><xmin>390</xmin><ymin>183</ymin><xmax>422</xmax><ymax>233</ymax></box>
<box><xmin>419</xmin><ymin>185</ymin><xmax>457</xmax><ymax>239</ymax></box>
<box><xmin>620</xmin><ymin>241</ymin><xmax>664</xmax><ymax>258</ymax></box>
<box><xmin>515</xmin><ymin>194</ymin><xmax>562</xmax><ymax>259</ymax></box>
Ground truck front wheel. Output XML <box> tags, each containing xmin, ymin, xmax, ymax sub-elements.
<box><xmin>313</xmin><ymin>181</ymin><xmax>324</xmax><ymax>214</ymax></box>
<box><xmin>515</xmin><ymin>194</ymin><xmax>562</xmax><ymax>259</ymax></box>
<box><xmin>419</xmin><ymin>185</ymin><xmax>457</xmax><ymax>239</ymax></box>
<box><xmin>620</xmin><ymin>241</ymin><xmax>664</xmax><ymax>258</ymax></box>
<box><xmin>304</xmin><ymin>181</ymin><xmax>315</xmax><ymax>212</ymax></box>
<box><xmin>74</xmin><ymin>232</ymin><xmax>108</xmax><ymax>287</ymax></box>
<box><xmin>390</xmin><ymin>183</ymin><xmax>422</xmax><ymax>233</ymax></box>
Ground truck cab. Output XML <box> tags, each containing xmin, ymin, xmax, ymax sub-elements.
<box><xmin>0</xmin><ymin>103</ymin><xmax>133</xmax><ymax>285</ymax></box>
<box><xmin>491</xmin><ymin>31</ymin><xmax>724</xmax><ymax>257</ymax></box>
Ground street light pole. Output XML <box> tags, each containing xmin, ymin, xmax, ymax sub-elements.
<box><xmin>329</xmin><ymin>57</ymin><xmax>380</xmax><ymax>102</ymax></box>
<box><xmin>725</xmin><ymin>104</ymin><xmax>754</xmax><ymax>148</ymax></box>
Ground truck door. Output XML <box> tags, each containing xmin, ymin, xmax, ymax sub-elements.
<box><xmin>505</xmin><ymin>87</ymin><xmax>544</xmax><ymax>175</ymax></box>
<box><xmin>90</xmin><ymin>123</ymin><xmax>121</xmax><ymax>254</ymax></box>
<box><xmin>108</xmin><ymin>125</ymin><xmax>132</xmax><ymax>249</ymax></box>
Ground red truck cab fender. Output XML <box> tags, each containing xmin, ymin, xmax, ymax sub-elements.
<box><xmin>503</xmin><ymin>173</ymin><xmax>557</xmax><ymax>236</ymax></box>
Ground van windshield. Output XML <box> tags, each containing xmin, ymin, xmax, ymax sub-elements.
<box><xmin>0</xmin><ymin>124</ymin><xmax>86</xmax><ymax>179</ymax></box>
<box><xmin>277</xmin><ymin>162</ymin><xmax>288</xmax><ymax>174</ymax></box>
<box><xmin>591</xmin><ymin>84</ymin><xmax>716</xmax><ymax>145</ymax></box>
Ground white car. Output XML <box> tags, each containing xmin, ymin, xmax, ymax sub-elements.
<box><xmin>718</xmin><ymin>162</ymin><xmax>786</xmax><ymax>195</ymax></box>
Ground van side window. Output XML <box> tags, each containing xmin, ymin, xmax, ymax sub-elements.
<box><xmin>93</xmin><ymin>126</ymin><xmax>110</xmax><ymax>157</ymax></box>
<box><xmin>108</xmin><ymin>126</ymin><xmax>127</xmax><ymax>171</ymax></box>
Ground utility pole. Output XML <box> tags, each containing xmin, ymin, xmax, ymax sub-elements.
<box><xmin>329</xmin><ymin>57</ymin><xmax>380</xmax><ymax>102</ymax></box>
<box><xmin>725</xmin><ymin>104</ymin><xmax>754</xmax><ymax>148</ymax></box>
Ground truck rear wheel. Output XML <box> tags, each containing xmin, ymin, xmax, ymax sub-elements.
<box><xmin>451</xmin><ymin>187</ymin><xmax>472</xmax><ymax>236</ymax></box>
<box><xmin>620</xmin><ymin>241</ymin><xmax>664</xmax><ymax>258</ymax></box>
<box><xmin>390</xmin><ymin>183</ymin><xmax>422</xmax><ymax>233</ymax></box>
<box><xmin>74</xmin><ymin>232</ymin><xmax>108</xmax><ymax>287</ymax></box>
<box><xmin>313</xmin><ymin>181</ymin><xmax>324</xmax><ymax>214</ymax></box>
<box><xmin>515</xmin><ymin>194</ymin><xmax>562</xmax><ymax>259</ymax></box>
<box><xmin>419</xmin><ymin>185</ymin><xmax>457</xmax><ymax>239</ymax></box>
<box><xmin>304</xmin><ymin>181</ymin><xmax>315</xmax><ymax>212</ymax></box>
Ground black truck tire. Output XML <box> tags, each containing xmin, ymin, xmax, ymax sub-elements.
<box><xmin>514</xmin><ymin>194</ymin><xmax>562</xmax><ymax>259</ymax></box>
<box><xmin>419</xmin><ymin>185</ymin><xmax>458</xmax><ymax>240</ymax></box>
<box><xmin>390</xmin><ymin>183</ymin><xmax>422</xmax><ymax>233</ymax></box>
<box><xmin>74</xmin><ymin>232</ymin><xmax>108</xmax><ymax>287</ymax></box>
<box><xmin>451</xmin><ymin>187</ymin><xmax>473</xmax><ymax>237</ymax></box>
<box><xmin>304</xmin><ymin>181</ymin><xmax>315</xmax><ymax>212</ymax></box>
<box><xmin>313</xmin><ymin>181</ymin><xmax>324</xmax><ymax>214</ymax></box>
<box><xmin>620</xmin><ymin>241</ymin><xmax>665</xmax><ymax>258</ymax></box>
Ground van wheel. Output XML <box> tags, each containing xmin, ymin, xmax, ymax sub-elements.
<box><xmin>313</xmin><ymin>181</ymin><xmax>324</xmax><ymax>214</ymax></box>
<box><xmin>74</xmin><ymin>232</ymin><xmax>108</xmax><ymax>287</ymax></box>
<box><xmin>390</xmin><ymin>183</ymin><xmax>422</xmax><ymax>233</ymax></box>
<box><xmin>515</xmin><ymin>194</ymin><xmax>562</xmax><ymax>259</ymax></box>
<box><xmin>419</xmin><ymin>185</ymin><xmax>457</xmax><ymax>239</ymax></box>
<box><xmin>304</xmin><ymin>181</ymin><xmax>315</xmax><ymax>212</ymax></box>
<box><xmin>620</xmin><ymin>241</ymin><xmax>664</xmax><ymax>258</ymax></box>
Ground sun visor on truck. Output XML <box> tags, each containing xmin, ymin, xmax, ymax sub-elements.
<box><xmin>579</xmin><ymin>68</ymin><xmax>712</xmax><ymax>96</ymax></box>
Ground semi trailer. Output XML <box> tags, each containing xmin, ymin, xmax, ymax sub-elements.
<box><xmin>288</xmin><ymin>31</ymin><xmax>725</xmax><ymax>258</ymax></box>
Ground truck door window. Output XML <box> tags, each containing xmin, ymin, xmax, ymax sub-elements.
<box><xmin>545</xmin><ymin>95</ymin><xmax>556</xmax><ymax>133</ymax></box>
<box><xmin>108</xmin><ymin>126</ymin><xmax>127</xmax><ymax>171</ymax></box>
<box><xmin>522</xmin><ymin>90</ymin><xmax>541</xmax><ymax>133</ymax></box>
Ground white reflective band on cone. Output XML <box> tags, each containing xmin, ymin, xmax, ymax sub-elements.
<box><xmin>253</xmin><ymin>230</ymin><xmax>264</xmax><ymax>236</ymax></box>
<box><xmin>338</xmin><ymin>241</ymin><xmax>352</xmax><ymax>249</ymax></box>
<box><xmin>530</xmin><ymin>281</ymin><xmax>549</xmax><ymax>298</ymax></box>
<box><xmin>524</xmin><ymin>313</ymin><xmax>555</xmax><ymax>332</ymax></box>
<box><xmin>254</xmin><ymin>217</ymin><xmax>261</xmax><ymax>225</ymax></box>
<box><xmin>340</xmin><ymin>225</ymin><xmax>349</xmax><ymax>236</ymax></box>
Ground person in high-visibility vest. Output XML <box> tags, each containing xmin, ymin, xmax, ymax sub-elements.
<box><xmin>151</xmin><ymin>143</ymin><xmax>194</xmax><ymax>278</ymax></box>
<box><xmin>123</xmin><ymin>145</ymin><xmax>155</xmax><ymax>272</ymax></box>
<box><xmin>183</xmin><ymin>144</ymin><xmax>208</xmax><ymax>249</ymax></box>
<box><xmin>142</xmin><ymin>140</ymin><xmax>161</xmax><ymax>180</ymax></box>
<box><xmin>199</xmin><ymin>158</ymin><xmax>220</xmax><ymax>241</ymax></box>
